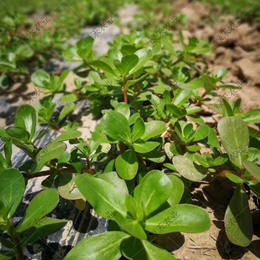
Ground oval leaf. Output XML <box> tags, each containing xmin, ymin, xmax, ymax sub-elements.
<box><xmin>115</xmin><ymin>149</ymin><xmax>138</xmax><ymax>180</ymax></box>
<box><xmin>65</xmin><ymin>232</ymin><xmax>129</xmax><ymax>260</ymax></box>
<box><xmin>75</xmin><ymin>174</ymin><xmax>128</xmax><ymax>218</ymax></box>
<box><xmin>134</xmin><ymin>170</ymin><xmax>173</xmax><ymax>216</ymax></box>
<box><xmin>145</xmin><ymin>204</ymin><xmax>210</xmax><ymax>234</ymax></box>
<box><xmin>102</xmin><ymin>111</ymin><xmax>132</xmax><ymax>144</ymax></box>
<box><xmin>172</xmin><ymin>156</ymin><xmax>207</xmax><ymax>182</ymax></box>
<box><xmin>242</xmin><ymin>160</ymin><xmax>260</xmax><ymax>182</ymax></box>
<box><xmin>32</xmin><ymin>142</ymin><xmax>66</xmax><ymax>173</ymax></box>
<box><xmin>224</xmin><ymin>184</ymin><xmax>253</xmax><ymax>247</ymax></box>
<box><xmin>16</xmin><ymin>189</ymin><xmax>59</xmax><ymax>233</ymax></box>
<box><xmin>218</xmin><ymin>117</ymin><xmax>249</xmax><ymax>168</ymax></box>
<box><xmin>15</xmin><ymin>105</ymin><xmax>37</xmax><ymax>142</ymax></box>
<box><xmin>0</xmin><ymin>169</ymin><xmax>25</xmax><ymax>218</ymax></box>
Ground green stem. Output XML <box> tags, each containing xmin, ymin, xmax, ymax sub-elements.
<box><xmin>7</xmin><ymin>225</ymin><xmax>24</xmax><ymax>260</ymax></box>
<box><xmin>172</xmin><ymin>58</ymin><xmax>182</xmax><ymax>66</ymax></box>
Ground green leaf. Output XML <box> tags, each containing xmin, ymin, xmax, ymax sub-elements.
<box><xmin>104</xmin><ymin>160</ymin><xmax>115</xmax><ymax>173</ymax></box>
<box><xmin>222</xmin><ymin>99</ymin><xmax>234</xmax><ymax>117</ymax></box>
<box><xmin>58</xmin><ymin>103</ymin><xmax>76</xmax><ymax>122</ymax></box>
<box><xmin>0</xmin><ymin>169</ymin><xmax>25</xmax><ymax>218</ymax></box>
<box><xmin>190</xmin><ymin>124</ymin><xmax>209</xmax><ymax>142</ymax></box>
<box><xmin>23</xmin><ymin>217</ymin><xmax>67</xmax><ymax>245</ymax></box>
<box><xmin>201</xmin><ymin>74</ymin><xmax>216</xmax><ymax>92</ymax></box>
<box><xmin>121</xmin><ymin>237</ymin><xmax>146</xmax><ymax>260</ymax></box>
<box><xmin>225</xmin><ymin>184</ymin><xmax>253</xmax><ymax>247</ymax></box>
<box><xmin>132</xmin><ymin>117</ymin><xmax>145</xmax><ymax>142</ymax></box>
<box><xmin>242</xmin><ymin>160</ymin><xmax>260</xmax><ymax>182</ymax></box>
<box><xmin>92</xmin><ymin>132</ymin><xmax>111</xmax><ymax>144</ymax></box>
<box><xmin>6</xmin><ymin>127</ymin><xmax>29</xmax><ymax>142</ymax></box>
<box><xmin>141</xmin><ymin>121</ymin><xmax>166</xmax><ymax>142</ymax></box>
<box><xmin>4</xmin><ymin>141</ymin><xmax>12</xmax><ymax>167</ymax></box>
<box><xmin>233</xmin><ymin>98</ymin><xmax>241</xmax><ymax>115</ymax></box>
<box><xmin>121</xmin><ymin>237</ymin><xmax>177</xmax><ymax>260</ymax></box>
<box><xmin>129</xmin><ymin>49</ymin><xmax>153</xmax><ymax>75</ymax></box>
<box><xmin>115</xmin><ymin>103</ymin><xmax>130</xmax><ymax>119</ymax></box>
<box><xmin>64</xmin><ymin>232</ymin><xmax>129</xmax><ymax>260</ymax></box>
<box><xmin>91</xmin><ymin>60</ymin><xmax>116</xmax><ymax>76</ymax></box>
<box><xmin>218</xmin><ymin>117</ymin><xmax>249</xmax><ymax>168</ymax></box>
<box><xmin>133</xmin><ymin>142</ymin><xmax>160</xmax><ymax>154</ymax></box>
<box><xmin>61</xmin><ymin>94</ymin><xmax>77</xmax><ymax>103</ymax></box>
<box><xmin>16</xmin><ymin>189</ymin><xmax>59</xmax><ymax>233</ymax></box>
<box><xmin>15</xmin><ymin>105</ymin><xmax>37</xmax><ymax>142</ymax></box>
<box><xmin>32</xmin><ymin>142</ymin><xmax>66</xmax><ymax>173</ymax></box>
<box><xmin>114</xmin><ymin>55</ymin><xmax>139</xmax><ymax>76</ymax></box>
<box><xmin>76</xmin><ymin>38</ymin><xmax>94</xmax><ymax>59</ymax></box>
<box><xmin>167</xmin><ymin>175</ymin><xmax>184</xmax><ymax>206</ymax></box>
<box><xmin>172</xmin><ymin>156</ymin><xmax>207</xmax><ymax>182</ymax></box>
<box><xmin>226</xmin><ymin>173</ymin><xmax>244</xmax><ymax>184</ymax></box>
<box><xmin>53</xmin><ymin>130</ymin><xmax>82</xmax><ymax>142</ymax></box>
<box><xmin>219</xmin><ymin>83</ymin><xmax>244</xmax><ymax>89</ymax></box>
<box><xmin>125</xmin><ymin>195</ymin><xmax>144</xmax><ymax>221</ymax></box>
<box><xmin>58</xmin><ymin>172</ymin><xmax>84</xmax><ymax>200</ymax></box>
<box><xmin>185</xmin><ymin>106</ymin><xmax>202</xmax><ymax>115</ymax></box>
<box><xmin>31</xmin><ymin>70</ymin><xmax>49</xmax><ymax>88</ymax></box>
<box><xmin>145</xmin><ymin>204</ymin><xmax>210</xmax><ymax>234</ymax></box>
<box><xmin>102</xmin><ymin>111</ymin><xmax>132</xmax><ymax>144</ymax></box>
<box><xmin>121</xmin><ymin>45</ymin><xmax>137</xmax><ymax>56</ymax></box>
<box><xmin>128</xmin><ymin>113</ymin><xmax>141</xmax><ymax>125</ymax></box>
<box><xmin>108</xmin><ymin>49</ymin><xmax>123</xmax><ymax>62</ymax></box>
<box><xmin>166</xmin><ymin>104</ymin><xmax>186</xmax><ymax>118</ymax></box>
<box><xmin>186</xmin><ymin>145</ymin><xmax>201</xmax><ymax>152</ymax></box>
<box><xmin>134</xmin><ymin>170</ymin><xmax>172</xmax><ymax>216</ymax></box>
<box><xmin>113</xmin><ymin>211</ymin><xmax>147</xmax><ymax>240</ymax></box>
<box><xmin>173</xmin><ymin>90</ymin><xmax>192</xmax><ymax>107</ymax></box>
<box><xmin>58</xmin><ymin>69</ymin><xmax>70</xmax><ymax>88</ymax></box>
<box><xmin>98</xmin><ymin>171</ymin><xmax>128</xmax><ymax>197</ymax></box>
<box><xmin>116</xmin><ymin>149</ymin><xmax>138</xmax><ymax>180</ymax></box>
<box><xmin>0</xmin><ymin>250</ymin><xmax>15</xmax><ymax>260</ymax></box>
<box><xmin>75</xmin><ymin>174</ymin><xmax>127</xmax><ymax>218</ymax></box>
<box><xmin>142</xmin><ymin>240</ymin><xmax>177</xmax><ymax>260</ymax></box>
<box><xmin>207</xmin><ymin>128</ymin><xmax>220</xmax><ymax>149</ymax></box>
<box><xmin>241</xmin><ymin>109</ymin><xmax>260</xmax><ymax>124</ymax></box>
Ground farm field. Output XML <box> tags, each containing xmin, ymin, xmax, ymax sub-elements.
<box><xmin>0</xmin><ymin>0</ymin><xmax>260</xmax><ymax>259</ymax></box>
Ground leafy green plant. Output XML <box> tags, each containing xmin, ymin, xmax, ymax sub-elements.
<box><xmin>93</xmin><ymin>107</ymin><xmax>166</xmax><ymax>179</ymax></box>
<box><xmin>1</xmin><ymin>1</ymin><xmax>260</xmax><ymax>257</ymax></box>
<box><xmin>64</xmin><ymin>170</ymin><xmax>210</xmax><ymax>260</ymax></box>
<box><xmin>0</xmin><ymin>169</ymin><xmax>67</xmax><ymax>260</ymax></box>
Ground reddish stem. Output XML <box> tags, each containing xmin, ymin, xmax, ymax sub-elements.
<box><xmin>123</xmin><ymin>79</ymin><xmax>128</xmax><ymax>104</ymax></box>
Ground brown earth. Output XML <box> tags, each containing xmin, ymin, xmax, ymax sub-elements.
<box><xmin>176</xmin><ymin>0</ymin><xmax>260</xmax><ymax>112</ymax></box>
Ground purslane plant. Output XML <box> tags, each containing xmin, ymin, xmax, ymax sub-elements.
<box><xmin>1</xmin><ymin>22</ymin><xmax>260</xmax><ymax>258</ymax></box>
<box><xmin>0</xmin><ymin>169</ymin><xmax>67</xmax><ymax>260</ymax></box>
<box><xmin>93</xmin><ymin>104</ymin><xmax>166</xmax><ymax>179</ymax></box>
<box><xmin>64</xmin><ymin>171</ymin><xmax>210</xmax><ymax>260</ymax></box>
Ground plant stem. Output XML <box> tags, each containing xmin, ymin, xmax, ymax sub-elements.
<box><xmin>119</xmin><ymin>142</ymin><xmax>124</xmax><ymax>155</ymax></box>
<box><xmin>123</xmin><ymin>78</ymin><xmax>128</xmax><ymax>104</ymax></box>
<box><xmin>25</xmin><ymin>167</ymin><xmax>74</xmax><ymax>180</ymax></box>
<box><xmin>172</xmin><ymin>58</ymin><xmax>182</xmax><ymax>66</ymax></box>
<box><xmin>7</xmin><ymin>225</ymin><xmax>24</xmax><ymax>260</ymax></box>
